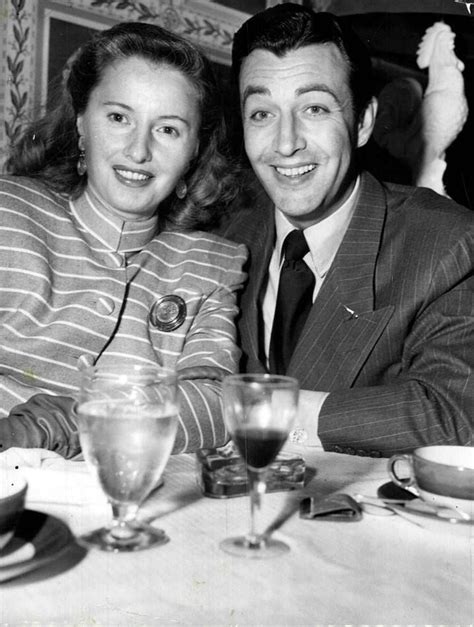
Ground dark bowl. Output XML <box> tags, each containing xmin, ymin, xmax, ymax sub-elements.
<box><xmin>0</xmin><ymin>476</ymin><xmax>27</xmax><ymax>550</ymax></box>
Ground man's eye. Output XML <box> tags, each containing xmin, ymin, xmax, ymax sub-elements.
<box><xmin>307</xmin><ymin>105</ymin><xmax>327</xmax><ymax>115</ymax></box>
<box><xmin>248</xmin><ymin>110</ymin><xmax>271</xmax><ymax>122</ymax></box>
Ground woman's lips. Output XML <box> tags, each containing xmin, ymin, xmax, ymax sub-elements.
<box><xmin>114</xmin><ymin>167</ymin><xmax>153</xmax><ymax>185</ymax></box>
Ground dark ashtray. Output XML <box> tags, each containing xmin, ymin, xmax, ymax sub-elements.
<box><xmin>196</xmin><ymin>442</ymin><xmax>306</xmax><ymax>498</ymax></box>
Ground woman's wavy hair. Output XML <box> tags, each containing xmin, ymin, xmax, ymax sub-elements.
<box><xmin>6</xmin><ymin>21</ymin><xmax>237</xmax><ymax>230</ymax></box>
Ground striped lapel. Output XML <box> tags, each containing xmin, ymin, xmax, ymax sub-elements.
<box><xmin>288</xmin><ymin>172</ymin><xmax>394</xmax><ymax>390</ymax></box>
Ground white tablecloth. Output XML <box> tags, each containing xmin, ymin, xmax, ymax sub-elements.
<box><xmin>0</xmin><ymin>444</ymin><xmax>472</xmax><ymax>625</ymax></box>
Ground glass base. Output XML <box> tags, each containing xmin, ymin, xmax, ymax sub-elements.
<box><xmin>220</xmin><ymin>535</ymin><xmax>290</xmax><ymax>559</ymax></box>
<box><xmin>78</xmin><ymin>523</ymin><xmax>169</xmax><ymax>552</ymax></box>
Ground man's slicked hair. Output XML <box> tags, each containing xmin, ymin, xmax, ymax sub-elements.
<box><xmin>232</xmin><ymin>3</ymin><xmax>373</xmax><ymax>117</ymax></box>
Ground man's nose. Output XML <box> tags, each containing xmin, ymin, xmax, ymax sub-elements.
<box><xmin>275</xmin><ymin>114</ymin><xmax>306</xmax><ymax>156</ymax></box>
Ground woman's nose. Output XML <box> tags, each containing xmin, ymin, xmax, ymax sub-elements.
<box><xmin>275</xmin><ymin>114</ymin><xmax>305</xmax><ymax>156</ymax></box>
<box><xmin>124</xmin><ymin>129</ymin><xmax>152</xmax><ymax>163</ymax></box>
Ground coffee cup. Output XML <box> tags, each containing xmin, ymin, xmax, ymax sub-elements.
<box><xmin>388</xmin><ymin>446</ymin><xmax>474</xmax><ymax>513</ymax></box>
<box><xmin>0</xmin><ymin>472</ymin><xmax>27</xmax><ymax>551</ymax></box>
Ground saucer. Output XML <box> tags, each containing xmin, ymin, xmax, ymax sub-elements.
<box><xmin>418</xmin><ymin>488</ymin><xmax>474</xmax><ymax>515</ymax></box>
<box><xmin>378</xmin><ymin>482</ymin><xmax>474</xmax><ymax>536</ymax></box>
<box><xmin>0</xmin><ymin>509</ymin><xmax>74</xmax><ymax>583</ymax></box>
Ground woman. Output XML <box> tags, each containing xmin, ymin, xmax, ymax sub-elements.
<box><xmin>0</xmin><ymin>22</ymin><xmax>247</xmax><ymax>457</ymax></box>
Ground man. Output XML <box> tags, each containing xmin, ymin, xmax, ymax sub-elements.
<box><xmin>221</xmin><ymin>4</ymin><xmax>473</xmax><ymax>456</ymax></box>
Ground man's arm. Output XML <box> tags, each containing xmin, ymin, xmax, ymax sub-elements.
<box><xmin>301</xmin><ymin>273</ymin><xmax>473</xmax><ymax>457</ymax></box>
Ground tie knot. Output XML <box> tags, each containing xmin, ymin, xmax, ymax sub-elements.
<box><xmin>283</xmin><ymin>229</ymin><xmax>309</xmax><ymax>261</ymax></box>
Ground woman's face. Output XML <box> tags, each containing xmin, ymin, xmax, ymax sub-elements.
<box><xmin>76</xmin><ymin>56</ymin><xmax>201</xmax><ymax>221</ymax></box>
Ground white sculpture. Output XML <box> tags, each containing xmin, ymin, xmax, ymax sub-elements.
<box><xmin>373</xmin><ymin>22</ymin><xmax>468</xmax><ymax>197</ymax></box>
<box><xmin>414</xmin><ymin>22</ymin><xmax>469</xmax><ymax>195</ymax></box>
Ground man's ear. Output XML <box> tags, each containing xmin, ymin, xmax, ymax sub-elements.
<box><xmin>357</xmin><ymin>96</ymin><xmax>378</xmax><ymax>149</ymax></box>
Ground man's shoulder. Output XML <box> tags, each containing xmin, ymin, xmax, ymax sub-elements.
<box><xmin>373</xmin><ymin>178</ymin><xmax>474</xmax><ymax>262</ymax></box>
<box><xmin>382</xmin><ymin>179</ymin><xmax>474</xmax><ymax>227</ymax></box>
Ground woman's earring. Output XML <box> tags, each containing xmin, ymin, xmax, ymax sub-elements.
<box><xmin>175</xmin><ymin>179</ymin><xmax>187</xmax><ymax>200</ymax></box>
<box><xmin>77</xmin><ymin>136</ymin><xmax>87</xmax><ymax>176</ymax></box>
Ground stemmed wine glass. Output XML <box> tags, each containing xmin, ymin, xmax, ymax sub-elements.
<box><xmin>220</xmin><ymin>373</ymin><xmax>299</xmax><ymax>559</ymax></box>
<box><xmin>75</xmin><ymin>363</ymin><xmax>179</xmax><ymax>552</ymax></box>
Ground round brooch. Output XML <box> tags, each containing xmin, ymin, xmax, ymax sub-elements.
<box><xmin>149</xmin><ymin>295</ymin><xmax>186</xmax><ymax>332</ymax></box>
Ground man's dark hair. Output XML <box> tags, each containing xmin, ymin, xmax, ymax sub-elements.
<box><xmin>232</xmin><ymin>3</ymin><xmax>373</xmax><ymax>117</ymax></box>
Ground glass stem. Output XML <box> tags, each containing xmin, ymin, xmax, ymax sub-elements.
<box><xmin>247</xmin><ymin>469</ymin><xmax>266</xmax><ymax>549</ymax></box>
<box><xmin>110</xmin><ymin>503</ymin><xmax>139</xmax><ymax>540</ymax></box>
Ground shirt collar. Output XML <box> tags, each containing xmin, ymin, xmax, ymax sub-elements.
<box><xmin>274</xmin><ymin>177</ymin><xmax>360</xmax><ymax>278</ymax></box>
<box><xmin>70</xmin><ymin>185</ymin><xmax>158</xmax><ymax>253</ymax></box>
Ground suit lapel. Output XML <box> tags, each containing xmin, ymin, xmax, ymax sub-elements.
<box><xmin>289</xmin><ymin>173</ymin><xmax>394</xmax><ymax>390</ymax></box>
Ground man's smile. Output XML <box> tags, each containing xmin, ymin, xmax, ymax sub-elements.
<box><xmin>274</xmin><ymin>163</ymin><xmax>317</xmax><ymax>178</ymax></box>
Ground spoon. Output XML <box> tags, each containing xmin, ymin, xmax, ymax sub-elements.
<box><xmin>354</xmin><ymin>494</ymin><xmax>424</xmax><ymax>527</ymax></box>
<box><xmin>356</xmin><ymin>494</ymin><xmax>471</xmax><ymax>522</ymax></box>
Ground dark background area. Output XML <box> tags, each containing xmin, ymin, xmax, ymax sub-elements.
<box><xmin>346</xmin><ymin>12</ymin><xmax>474</xmax><ymax>209</ymax></box>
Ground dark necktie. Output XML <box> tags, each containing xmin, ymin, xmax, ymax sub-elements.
<box><xmin>269</xmin><ymin>229</ymin><xmax>315</xmax><ymax>375</ymax></box>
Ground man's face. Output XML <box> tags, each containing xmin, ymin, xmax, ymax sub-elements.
<box><xmin>239</xmin><ymin>43</ymin><xmax>374</xmax><ymax>228</ymax></box>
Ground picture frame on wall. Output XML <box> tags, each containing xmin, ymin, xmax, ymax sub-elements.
<box><xmin>37</xmin><ymin>3</ymin><xmax>114</xmax><ymax>110</ymax></box>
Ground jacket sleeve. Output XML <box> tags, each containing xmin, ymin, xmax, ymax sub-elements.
<box><xmin>172</xmin><ymin>243</ymin><xmax>247</xmax><ymax>453</ymax></box>
<box><xmin>319</xmin><ymin>239</ymin><xmax>474</xmax><ymax>457</ymax></box>
<box><xmin>0</xmin><ymin>394</ymin><xmax>80</xmax><ymax>458</ymax></box>
<box><xmin>0</xmin><ymin>367</ymin><xmax>231</xmax><ymax>459</ymax></box>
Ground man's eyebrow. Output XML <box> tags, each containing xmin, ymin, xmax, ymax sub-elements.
<box><xmin>296</xmin><ymin>83</ymin><xmax>341</xmax><ymax>105</ymax></box>
<box><xmin>241</xmin><ymin>83</ymin><xmax>342</xmax><ymax>107</ymax></box>
<box><xmin>241</xmin><ymin>85</ymin><xmax>270</xmax><ymax>107</ymax></box>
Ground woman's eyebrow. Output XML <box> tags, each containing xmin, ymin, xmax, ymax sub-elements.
<box><xmin>102</xmin><ymin>101</ymin><xmax>191</xmax><ymax>126</ymax></box>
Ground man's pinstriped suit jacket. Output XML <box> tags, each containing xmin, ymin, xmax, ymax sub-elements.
<box><xmin>222</xmin><ymin>171</ymin><xmax>474</xmax><ymax>456</ymax></box>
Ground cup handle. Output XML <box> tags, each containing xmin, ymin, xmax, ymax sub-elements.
<box><xmin>387</xmin><ymin>453</ymin><xmax>415</xmax><ymax>489</ymax></box>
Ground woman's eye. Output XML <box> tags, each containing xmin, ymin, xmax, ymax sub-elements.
<box><xmin>159</xmin><ymin>126</ymin><xmax>179</xmax><ymax>137</ymax></box>
<box><xmin>108</xmin><ymin>112</ymin><xmax>127</xmax><ymax>124</ymax></box>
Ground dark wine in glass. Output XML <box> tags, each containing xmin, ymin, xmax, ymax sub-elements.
<box><xmin>233</xmin><ymin>427</ymin><xmax>288</xmax><ymax>468</ymax></box>
<box><xmin>220</xmin><ymin>374</ymin><xmax>299</xmax><ymax>559</ymax></box>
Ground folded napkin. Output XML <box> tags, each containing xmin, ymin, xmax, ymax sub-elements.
<box><xmin>299</xmin><ymin>494</ymin><xmax>363</xmax><ymax>521</ymax></box>
<box><xmin>0</xmin><ymin>448</ymin><xmax>106</xmax><ymax>508</ymax></box>
<box><xmin>0</xmin><ymin>447</ymin><xmax>74</xmax><ymax>471</ymax></box>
